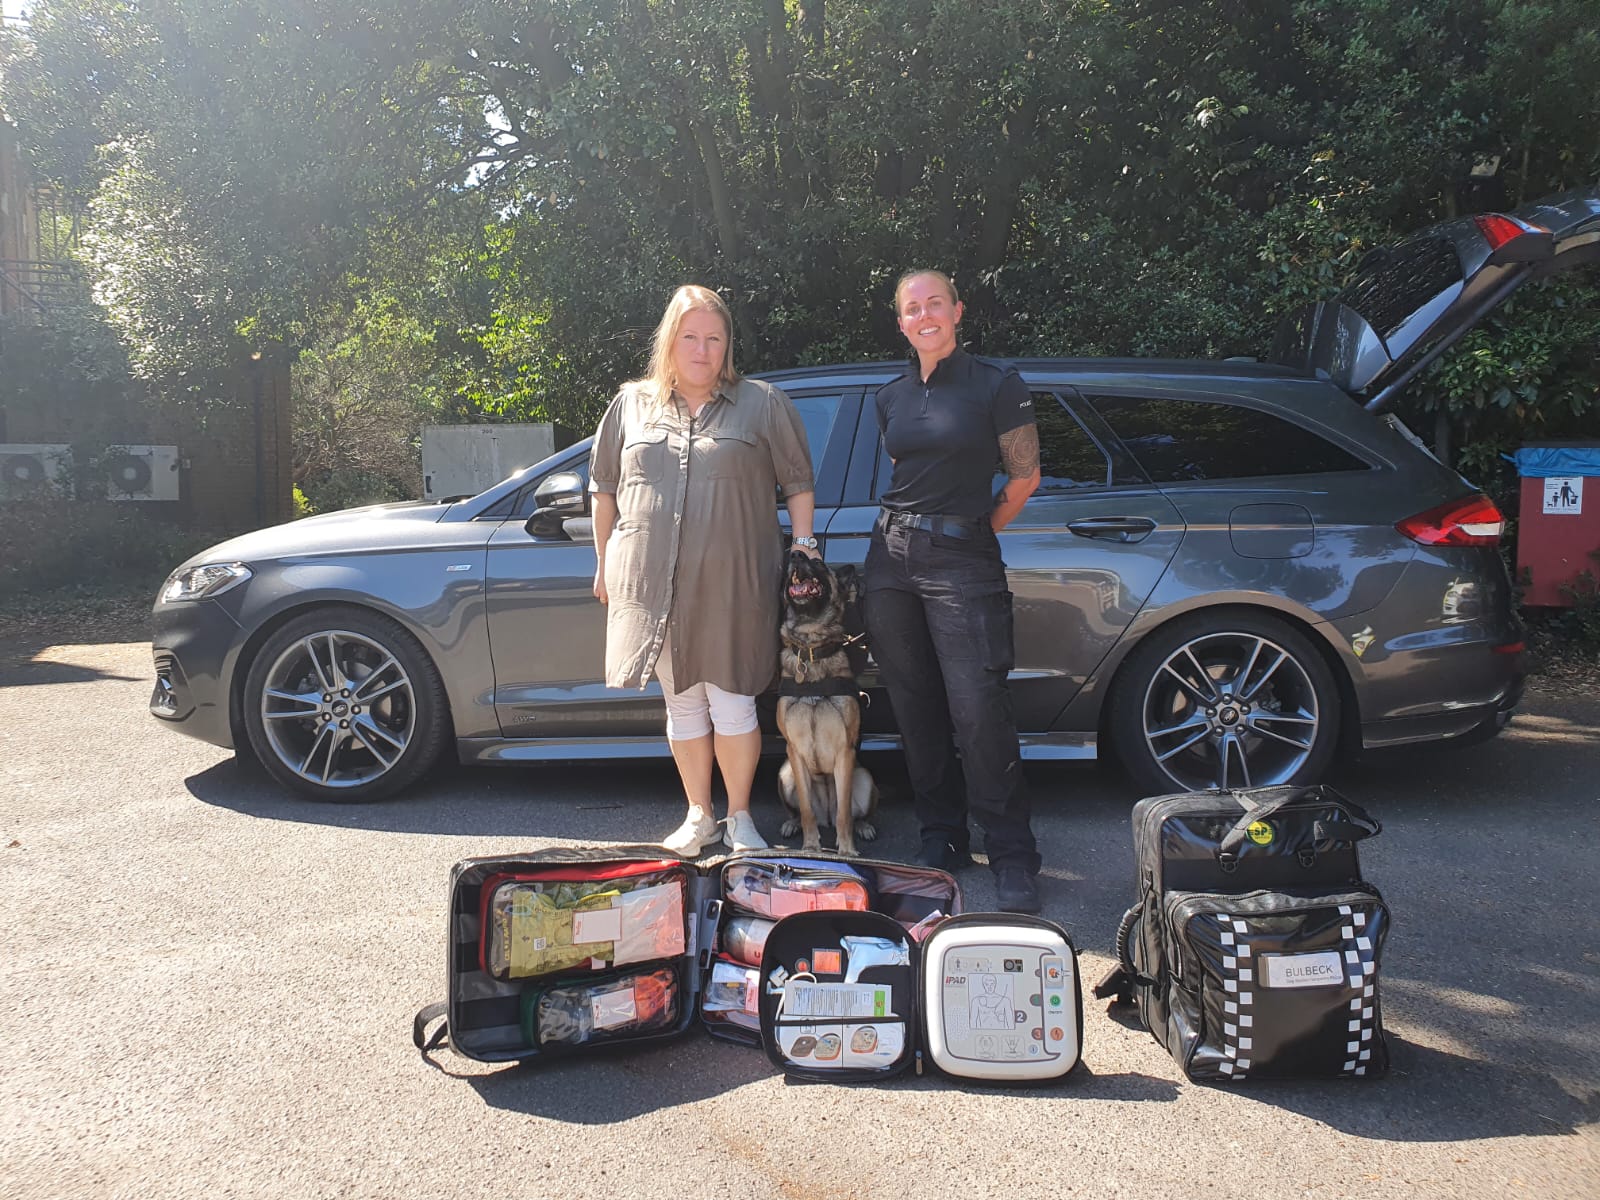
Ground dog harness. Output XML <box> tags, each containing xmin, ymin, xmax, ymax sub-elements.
<box><xmin>778</xmin><ymin>633</ymin><xmax>868</xmax><ymax>699</ymax></box>
<box><xmin>778</xmin><ymin>676</ymin><xmax>861</xmax><ymax>698</ymax></box>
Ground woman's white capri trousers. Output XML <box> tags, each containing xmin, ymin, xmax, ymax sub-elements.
<box><xmin>654</xmin><ymin>632</ymin><xmax>760</xmax><ymax>740</ymax></box>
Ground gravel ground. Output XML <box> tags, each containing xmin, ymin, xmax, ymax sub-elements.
<box><xmin>1</xmin><ymin>615</ymin><xmax>1596</xmax><ymax>1200</ymax></box>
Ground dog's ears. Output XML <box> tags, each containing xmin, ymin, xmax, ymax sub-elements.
<box><xmin>835</xmin><ymin>562</ymin><xmax>860</xmax><ymax>601</ymax></box>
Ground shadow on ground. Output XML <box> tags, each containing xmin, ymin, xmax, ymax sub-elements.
<box><xmin>0</xmin><ymin>636</ymin><xmax>147</xmax><ymax>687</ymax></box>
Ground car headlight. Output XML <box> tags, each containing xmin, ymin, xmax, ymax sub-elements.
<box><xmin>161</xmin><ymin>562</ymin><xmax>253</xmax><ymax>603</ymax></box>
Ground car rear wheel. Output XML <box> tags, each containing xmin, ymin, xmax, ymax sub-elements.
<box><xmin>242</xmin><ymin>607</ymin><xmax>448</xmax><ymax>801</ymax></box>
<box><xmin>1108</xmin><ymin>610</ymin><xmax>1339</xmax><ymax>795</ymax></box>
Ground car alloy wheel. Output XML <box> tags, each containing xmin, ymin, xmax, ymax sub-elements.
<box><xmin>242</xmin><ymin>607</ymin><xmax>448</xmax><ymax>800</ymax></box>
<box><xmin>1111</xmin><ymin>611</ymin><xmax>1339</xmax><ymax>795</ymax></box>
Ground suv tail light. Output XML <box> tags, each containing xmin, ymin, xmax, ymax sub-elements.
<box><xmin>1396</xmin><ymin>495</ymin><xmax>1505</xmax><ymax>546</ymax></box>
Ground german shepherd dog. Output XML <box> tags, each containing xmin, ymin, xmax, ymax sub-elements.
<box><xmin>776</xmin><ymin>552</ymin><xmax>879</xmax><ymax>856</ymax></box>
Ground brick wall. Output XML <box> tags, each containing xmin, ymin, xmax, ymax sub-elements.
<box><xmin>154</xmin><ymin>352</ymin><xmax>295</xmax><ymax>529</ymax></box>
<box><xmin>2</xmin><ymin>350</ymin><xmax>294</xmax><ymax>531</ymax></box>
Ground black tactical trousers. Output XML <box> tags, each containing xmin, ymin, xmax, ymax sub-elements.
<box><xmin>864</xmin><ymin>511</ymin><xmax>1041</xmax><ymax>875</ymax></box>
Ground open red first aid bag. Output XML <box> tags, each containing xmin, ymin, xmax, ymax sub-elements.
<box><xmin>413</xmin><ymin>847</ymin><xmax>1083</xmax><ymax>1085</ymax></box>
<box><xmin>413</xmin><ymin>848</ymin><xmax>961</xmax><ymax>1062</ymax></box>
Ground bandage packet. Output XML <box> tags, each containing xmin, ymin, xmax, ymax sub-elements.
<box><xmin>521</xmin><ymin>967</ymin><xmax>680</xmax><ymax>1048</ymax></box>
<box><xmin>703</xmin><ymin>961</ymin><xmax>760</xmax><ymax>1014</ymax></box>
<box><xmin>723</xmin><ymin>862</ymin><xmax>870</xmax><ymax>918</ymax></box>
<box><xmin>482</xmin><ymin>868</ymin><xmax>686</xmax><ymax>980</ymax></box>
<box><xmin>841</xmin><ymin>935</ymin><xmax>910</xmax><ymax>984</ymax></box>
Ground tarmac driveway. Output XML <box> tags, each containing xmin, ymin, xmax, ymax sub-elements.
<box><xmin>1</xmin><ymin>636</ymin><xmax>1597</xmax><ymax>1200</ymax></box>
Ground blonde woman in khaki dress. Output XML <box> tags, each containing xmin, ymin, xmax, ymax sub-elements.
<box><xmin>589</xmin><ymin>286</ymin><xmax>818</xmax><ymax>855</ymax></box>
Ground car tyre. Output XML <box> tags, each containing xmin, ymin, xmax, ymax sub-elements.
<box><xmin>1108</xmin><ymin>609</ymin><xmax>1340</xmax><ymax>796</ymax></box>
<box><xmin>242</xmin><ymin>606</ymin><xmax>449</xmax><ymax>801</ymax></box>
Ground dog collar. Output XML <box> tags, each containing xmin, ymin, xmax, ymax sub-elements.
<box><xmin>783</xmin><ymin>631</ymin><xmax>866</xmax><ymax>665</ymax></box>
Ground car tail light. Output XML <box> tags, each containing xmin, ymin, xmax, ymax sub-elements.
<box><xmin>1474</xmin><ymin>213</ymin><xmax>1548</xmax><ymax>251</ymax></box>
<box><xmin>1396</xmin><ymin>495</ymin><xmax>1505</xmax><ymax>546</ymax></box>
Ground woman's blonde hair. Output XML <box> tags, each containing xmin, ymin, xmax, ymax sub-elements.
<box><xmin>631</xmin><ymin>285</ymin><xmax>740</xmax><ymax>404</ymax></box>
<box><xmin>893</xmin><ymin>268</ymin><xmax>960</xmax><ymax>312</ymax></box>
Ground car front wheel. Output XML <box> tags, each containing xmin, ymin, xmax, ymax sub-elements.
<box><xmin>241</xmin><ymin>607</ymin><xmax>449</xmax><ymax>801</ymax></box>
<box><xmin>1108</xmin><ymin>610</ymin><xmax>1340</xmax><ymax>795</ymax></box>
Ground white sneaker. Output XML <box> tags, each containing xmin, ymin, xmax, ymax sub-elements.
<box><xmin>723</xmin><ymin>811</ymin><xmax>769</xmax><ymax>852</ymax></box>
<box><xmin>662</xmin><ymin>806</ymin><xmax>719</xmax><ymax>856</ymax></box>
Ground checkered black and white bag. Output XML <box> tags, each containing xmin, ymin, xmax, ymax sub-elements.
<box><xmin>1095</xmin><ymin>785</ymin><xmax>1390</xmax><ymax>1082</ymax></box>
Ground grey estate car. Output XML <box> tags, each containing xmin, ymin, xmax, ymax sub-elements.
<box><xmin>150</xmin><ymin>187</ymin><xmax>1600</xmax><ymax>802</ymax></box>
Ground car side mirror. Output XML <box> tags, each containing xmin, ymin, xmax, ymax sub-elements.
<box><xmin>524</xmin><ymin>471</ymin><xmax>588</xmax><ymax>539</ymax></box>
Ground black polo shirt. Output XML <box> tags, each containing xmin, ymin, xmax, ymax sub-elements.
<box><xmin>874</xmin><ymin>346</ymin><xmax>1035</xmax><ymax>518</ymax></box>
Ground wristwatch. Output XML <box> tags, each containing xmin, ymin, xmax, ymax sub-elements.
<box><xmin>792</xmin><ymin>536</ymin><xmax>819</xmax><ymax>549</ymax></box>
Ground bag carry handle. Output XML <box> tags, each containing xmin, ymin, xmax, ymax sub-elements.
<box><xmin>1217</xmin><ymin>786</ymin><xmax>1381</xmax><ymax>858</ymax></box>
<box><xmin>412</xmin><ymin>1001</ymin><xmax>449</xmax><ymax>1060</ymax></box>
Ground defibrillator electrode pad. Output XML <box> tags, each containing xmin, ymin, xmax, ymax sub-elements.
<box><xmin>919</xmin><ymin>922</ymin><xmax>1081</xmax><ymax>1082</ymax></box>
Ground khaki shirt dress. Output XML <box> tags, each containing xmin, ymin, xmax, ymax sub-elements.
<box><xmin>589</xmin><ymin>377</ymin><xmax>815</xmax><ymax>695</ymax></box>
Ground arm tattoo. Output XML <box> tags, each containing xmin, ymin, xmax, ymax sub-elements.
<box><xmin>998</xmin><ymin>424</ymin><xmax>1040</xmax><ymax>480</ymax></box>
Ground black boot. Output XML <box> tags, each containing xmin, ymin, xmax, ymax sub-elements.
<box><xmin>913</xmin><ymin>836</ymin><xmax>975</xmax><ymax>872</ymax></box>
<box><xmin>994</xmin><ymin>864</ymin><xmax>1041</xmax><ymax>914</ymax></box>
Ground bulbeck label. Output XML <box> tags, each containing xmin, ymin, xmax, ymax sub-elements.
<box><xmin>1261</xmin><ymin>951</ymin><xmax>1345</xmax><ymax>988</ymax></box>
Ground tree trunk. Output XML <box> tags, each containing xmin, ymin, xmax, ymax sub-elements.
<box><xmin>874</xmin><ymin>147</ymin><xmax>901</xmax><ymax>203</ymax></box>
<box><xmin>930</xmin><ymin>164</ymin><xmax>957</xmax><ymax>252</ymax></box>
<box><xmin>744</xmin><ymin>0</ymin><xmax>808</xmax><ymax>198</ymax></box>
<box><xmin>975</xmin><ymin>99</ymin><xmax>1040</xmax><ymax>275</ymax></box>
<box><xmin>798</xmin><ymin>0</ymin><xmax>825</xmax><ymax>54</ymax></box>
<box><xmin>690</xmin><ymin>119</ymin><xmax>741</xmax><ymax>263</ymax></box>
<box><xmin>1434</xmin><ymin>406</ymin><xmax>1453</xmax><ymax>468</ymax></box>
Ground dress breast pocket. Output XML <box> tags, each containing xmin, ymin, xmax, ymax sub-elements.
<box><xmin>622</xmin><ymin>427</ymin><xmax>671</xmax><ymax>485</ymax></box>
<box><xmin>700</xmin><ymin>430</ymin><xmax>760</xmax><ymax>482</ymax></box>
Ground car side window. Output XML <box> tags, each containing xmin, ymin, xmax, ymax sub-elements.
<box><xmin>504</xmin><ymin>458</ymin><xmax>590</xmax><ymax>521</ymax></box>
<box><xmin>499</xmin><ymin>395</ymin><xmax>842</xmax><ymax>518</ymax></box>
<box><xmin>791</xmin><ymin>393</ymin><xmax>843</xmax><ymax>475</ymax></box>
<box><xmin>1033</xmin><ymin>392</ymin><xmax>1113</xmax><ymax>490</ymax></box>
<box><xmin>987</xmin><ymin>392</ymin><xmax>1112</xmax><ymax>494</ymax></box>
<box><xmin>875</xmin><ymin>391</ymin><xmax>1113</xmax><ymax>501</ymax></box>
<box><xmin>1090</xmin><ymin>394</ymin><xmax>1371</xmax><ymax>481</ymax></box>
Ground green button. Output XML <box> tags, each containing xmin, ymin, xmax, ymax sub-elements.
<box><xmin>1049</xmin><ymin>994</ymin><xmax>1061</xmax><ymax>1007</ymax></box>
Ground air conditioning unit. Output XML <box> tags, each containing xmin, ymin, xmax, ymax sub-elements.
<box><xmin>0</xmin><ymin>444</ymin><xmax>73</xmax><ymax>499</ymax></box>
<box><xmin>102</xmin><ymin>444</ymin><xmax>181</xmax><ymax>501</ymax></box>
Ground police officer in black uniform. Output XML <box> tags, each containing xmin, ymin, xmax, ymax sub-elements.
<box><xmin>865</xmin><ymin>269</ymin><xmax>1044</xmax><ymax>913</ymax></box>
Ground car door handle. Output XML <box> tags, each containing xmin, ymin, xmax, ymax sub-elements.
<box><xmin>1067</xmin><ymin>516</ymin><xmax>1158</xmax><ymax>543</ymax></box>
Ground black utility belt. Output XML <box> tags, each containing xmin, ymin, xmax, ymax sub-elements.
<box><xmin>877</xmin><ymin>510</ymin><xmax>988</xmax><ymax>540</ymax></box>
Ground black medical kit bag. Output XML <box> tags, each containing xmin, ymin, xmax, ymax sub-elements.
<box><xmin>412</xmin><ymin>846</ymin><xmax>1081</xmax><ymax>1085</ymax></box>
<box><xmin>1094</xmin><ymin>784</ymin><xmax>1389</xmax><ymax>1082</ymax></box>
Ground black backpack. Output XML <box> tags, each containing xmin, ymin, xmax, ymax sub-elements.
<box><xmin>1095</xmin><ymin>784</ymin><xmax>1391</xmax><ymax>1082</ymax></box>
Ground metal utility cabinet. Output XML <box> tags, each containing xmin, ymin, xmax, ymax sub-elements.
<box><xmin>421</xmin><ymin>424</ymin><xmax>573</xmax><ymax>502</ymax></box>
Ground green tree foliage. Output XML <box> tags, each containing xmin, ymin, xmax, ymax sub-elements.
<box><xmin>2</xmin><ymin>0</ymin><xmax>1596</xmax><ymax>466</ymax></box>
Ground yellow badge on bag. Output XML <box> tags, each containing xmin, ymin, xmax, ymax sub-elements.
<box><xmin>1246</xmin><ymin>820</ymin><xmax>1275</xmax><ymax>846</ymax></box>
